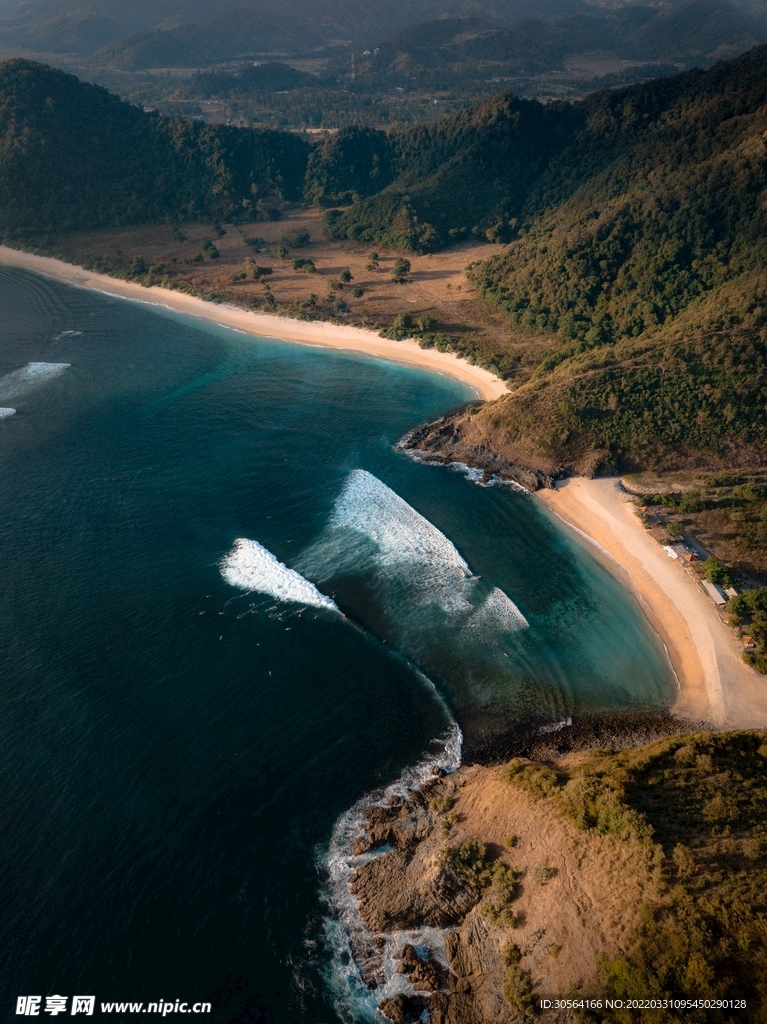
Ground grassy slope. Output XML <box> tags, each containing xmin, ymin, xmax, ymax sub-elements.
<box><xmin>505</xmin><ymin>732</ymin><xmax>767</xmax><ymax>1023</ymax></box>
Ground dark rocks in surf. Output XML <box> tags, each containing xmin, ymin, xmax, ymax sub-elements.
<box><xmin>350</xmin><ymin>777</ymin><xmax>484</xmax><ymax>932</ymax></box>
<box><xmin>397</xmin><ymin>414</ymin><xmax>565</xmax><ymax>492</ymax></box>
<box><xmin>462</xmin><ymin>708</ymin><xmax>710</xmax><ymax>765</ymax></box>
<box><xmin>379</xmin><ymin>992</ymin><xmax>429</xmax><ymax>1024</ymax></box>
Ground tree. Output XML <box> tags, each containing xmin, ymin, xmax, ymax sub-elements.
<box><xmin>392</xmin><ymin>257</ymin><xmax>411</xmax><ymax>283</ymax></box>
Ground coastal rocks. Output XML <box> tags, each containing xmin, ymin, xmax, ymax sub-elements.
<box><xmin>347</xmin><ymin>774</ymin><xmax>525</xmax><ymax>1024</ymax></box>
<box><xmin>352</xmin><ymin>785</ymin><xmax>438</xmax><ymax>855</ymax></box>
<box><xmin>379</xmin><ymin>993</ymin><xmax>429</xmax><ymax>1024</ymax></box>
<box><xmin>398</xmin><ymin>415</ymin><xmax>564</xmax><ymax>491</ymax></box>
<box><xmin>343</xmin><ymin>759</ymin><xmax>661</xmax><ymax>1024</ymax></box>
<box><xmin>351</xmin><ymin>784</ymin><xmax>485</xmax><ymax>930</ymax></box>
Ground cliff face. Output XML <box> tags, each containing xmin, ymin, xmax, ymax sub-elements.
<box><xmin>348</xmin><ymin>762</ymin><xmax>659</xmax><ymax>1024</ymax></box>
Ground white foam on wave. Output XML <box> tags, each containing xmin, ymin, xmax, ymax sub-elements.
<box><xmin>0</xmin><ymin>362</ymin><xmax>71</xmax><ymax>402</ymax></box>
<box><xmin>464</xmin><ymin>586</ymin><xmax>528</xmax><ymax>638</ymax></box>
<box><xmin>323</xmin><ymin>469</ymin><xmax>527</xmax><ymax>628</ymax></box>
<box><xmin>326</xmin><ymin>469</ymin><xmax>475</xmax><ymax>614</ymax></box>
<box><xmin>320</xmin><ymin>723</ymin><xmax>462</xmax><ymax>1022</ymax></box>
<box><xmin>220</xmin><ymin>538</ymin><xmax>340</xmax><ymax>613</ymax></box>
<box><xmin>332</xmin><ymin>469</ymin><xmax>471</xmax><ymax>575</ymax></box>
<box><xmin>0</xmin><ymin>407</ymin><xmax>16</xmax><ymax>418</ymax></box>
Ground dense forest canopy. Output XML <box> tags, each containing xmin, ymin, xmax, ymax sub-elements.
<box><xmin>0</xmin><ymin>59</ymin><xmax>309</xmax><ymax>231</ymax></box>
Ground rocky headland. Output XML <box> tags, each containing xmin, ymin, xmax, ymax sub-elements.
<box><xmin>347</xmin><ymin>758</ymin><xmax>661</xmax><ymax>1024</ymax></box>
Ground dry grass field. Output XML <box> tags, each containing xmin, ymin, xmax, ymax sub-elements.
<box><xmin>51</xmin><ymin>207</ymin><xmax>558</xmax><ymax>383</ymax></box>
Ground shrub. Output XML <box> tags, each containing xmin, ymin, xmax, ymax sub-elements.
<box><xmin>502</xmin><ymin>945</ymin><xmax>535</xmax><ymax>1014</ymax></box>
<box><xmin>442</xmin><ymin>840</ymin><xmax>493</xmax><ymax>884</ymax></box>
<box><xmin>703</xmin><ymin>556</ymin><xmax>735</xmax><ymax>588</ymax></box>
<box><xmin>351</xmin><ymin>287</ymin><xmax>364</xmax><ymax>297</ymax></box>
<box><xmin>282</xmin><ymin>229</ymin><xmax>310</xmax><ymax>248</ymax></box>
<box><xmin>429</xmin><ymin>795</ymin><xmax>453</xmax><ymax>814</ymax></box>
<box><xmin>392</xmin><ymin>257</ymin><xmax>411</xmax><ymax>283</ymax></box>
<box><xmin>533</xmin><ymin>864</ymin><xmax>557</xmax><ymax>885</ymax></box>
<box><xmin>504</xmin><ymin>759</ymin><xmax>563</xmax><ymax>798</ymax></box>
<box><xmin>339</xmin><ymin>268</ymin><xmax>353</xmax><ymax>282</ymax></box>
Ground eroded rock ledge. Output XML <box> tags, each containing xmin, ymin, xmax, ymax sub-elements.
<box><xmin>398</xmin><ymin>414</ymin><xmax>565</xmax><ymax>492</ymax></box>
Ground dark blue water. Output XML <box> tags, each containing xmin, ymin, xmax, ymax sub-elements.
<box><xmin>0</xmin><ymin>268</ymin><xmax>672</xmax><ymax>1022</ymax></box>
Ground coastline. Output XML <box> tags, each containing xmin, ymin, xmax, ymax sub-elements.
<box><xmin>537</xmin><ymin>478</ymin><xmax>767</xmax><ymax>730</ymax></box>
<box><xmin>0</xmin><ymin>246</ymin><xmax>508</xmax><ymax>401</ymax></box>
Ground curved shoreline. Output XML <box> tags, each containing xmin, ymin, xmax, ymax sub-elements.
<box><xmin>537</xmin><ymin>478</ymin><xmax>767</xmax><ymax>731</ymax></box>
<box><xmin>0</xmin><ymin>247</ymin><xmax>508</xmax><ymax>401</ymax></box>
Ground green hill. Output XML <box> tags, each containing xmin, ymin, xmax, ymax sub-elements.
<box><xmin>0</xmin><ymin>58</ymin><xmax>309</xmax><ymax>233</ymax></box>
<box><xmin>382</xmin><ymin>46</ymin><xmax>767</xmax><ymax>474</ymax></box>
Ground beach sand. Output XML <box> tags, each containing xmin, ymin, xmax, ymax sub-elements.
<box><xmin>0</xmin><ymin>247</ymin><xmax>507</xmax><ymax>401</ymax></box>
<box><xmin>539</xmin><ymin>478</ymin><xmax>767</xmax><ymax>730</ymax></box>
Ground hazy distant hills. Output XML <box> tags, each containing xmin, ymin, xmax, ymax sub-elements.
<box><xmin>1</xmin><ymin>0</ymin><xmax>765</xmax><ymax>72</ymax></box>
<box><xmin>359</xmin><ymin>0</ymin><xmax>767</xmax><ymax>82</ymax></box>
<box><xmin>0</xmin><ymin>0</ymin><xmax>598</xmax><ymax>64</ymax></box>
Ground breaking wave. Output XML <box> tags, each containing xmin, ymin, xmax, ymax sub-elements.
<box><xmin>304</xmin><ymin>469</ymin><xmax>527</xmax><ymax>630</ymax></box>
<box><xmin>0</xmin><ymin>362</ymin><xmax>70</xmax><ymax>403</ymax></box>
<box><xmin>464</xmin><ymin>586</ymin><xmax>528</xmax><ymax>638</ymax></box>
<box><xmin>220</xmin><ymin>538</ymin><xmax>340</xmax><ymax>613</ymax></box>
<box><xmin>331</xmin><ymin>469</ymin><xmax>471</xmax><ymax>578</ymax></box>
<box><xmin>321</xmin><ymin>723</ymin><xmax>462</xmax><ymax>1023</ymax></box>
<box><xmin>0</xmin><ymin>407</ymin><xmax>16</xmax><ymax>418</ymax></box>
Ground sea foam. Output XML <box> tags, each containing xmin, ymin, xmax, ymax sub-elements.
<box><xmin>0</xmin><ymin>407</ymin><xmax>16</xmax><ymax>418</ymax></box>
<box><xmin>321</xmin><ymin>723</ymin><xmax>462</xmax><ymax>1022</ymax></box>
<box><xmin>331</xmin><ymin>469</ymin><xmax>471</xmax><ymax>576</ymax></box>
<box><xmin>465</xmin><ymin>586</ymin><xmax>528</xmax><ymax>637</ymax></box>
<box><xmin>0</xmin><ymin>362</ymin><xmax>71</xmax><ymax>403</ymax></box>
<box><xmin>317</xmin><ymin>469</ymin><xmax>526</xmax><ymax>629</ymax></box>
<box><xmin>220</xmin><ymin>538</ymin><xmax>340</xmax><ymax>613</ymax></box>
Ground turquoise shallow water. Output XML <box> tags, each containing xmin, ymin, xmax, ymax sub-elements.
<box><xmin>0</xmin><ymin>267</ymin><xmax>672</xmax><ymax>1021</ymax></box>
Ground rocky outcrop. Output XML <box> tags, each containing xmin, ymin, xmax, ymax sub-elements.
<box><xmin>398</xmin><ymin>415</ymin><xmax>565</xmax><ymax>492</ymax></box>
<box><xmin>343</xmin><ymin>760</ymin><xmax>660</xmax><ymax>1023</ymax></box>
<box><xmin>348</xmin><ymin>771</ymin><xmax>522</xmax><ymax>1024</ymax></box>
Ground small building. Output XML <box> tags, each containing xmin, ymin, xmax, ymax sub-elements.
<box><xmin>703</xmin><ymin>580</ymin><xmax>728</xmax><ymax>606</ymax></box>
<box><xmin>725</xmin><ymin>586</ymin><xmax>739</xmax><ymax>598</ymax></box>
<box><xmin>744</xmin><ymin>636</ymin><xmax>757</xmax><ymax>652</ymax></box>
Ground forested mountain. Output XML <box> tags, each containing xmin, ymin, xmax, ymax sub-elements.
<box><xmin>0</xmin><ymin>59</ymin><xmax>308</xmax><ymax>231</ymax></box>
<box><xmin>400</xmin><ymin>46</ymin><xmax>767</xmax><ymax>472</ymax></box>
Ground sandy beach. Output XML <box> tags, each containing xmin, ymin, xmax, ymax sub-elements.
<box><xmin>539</xmin><ymin>478</ymin><xmax>767</xmax><ymax>730</ymax></box>
<box><xmin>0</xmin><ymin>247</ymin><xmax>507</xmax><ymax>401</ymax></box>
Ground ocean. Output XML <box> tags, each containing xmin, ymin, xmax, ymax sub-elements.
<box><xmin>0</xmin><ymin>267</ymin><xmax>673</xmax><ymax>1021</ymax></box>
